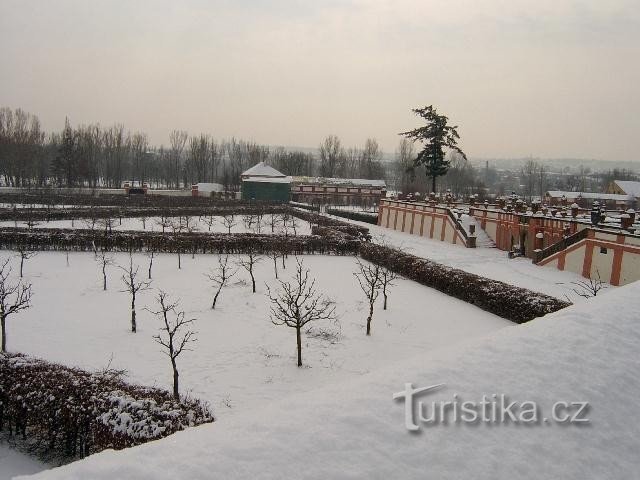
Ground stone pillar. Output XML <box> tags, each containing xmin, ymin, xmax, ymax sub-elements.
<box><xmin>571</xmin><ymin>203</ymin><xmax>579</xmax><ymax>218</ymax></box>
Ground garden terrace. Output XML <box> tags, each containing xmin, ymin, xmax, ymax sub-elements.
<box><xmin>358</xmin><ymin>242</ymin><xmax>570</xmax><ymax>323</ymax></box>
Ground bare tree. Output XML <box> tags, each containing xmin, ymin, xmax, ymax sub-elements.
<box><xmin>222</xmin><ymin>214</ymin><xmax>237</xmax><ymax>234</ymax></box>
<box><xmin>119</xmin><ymin>254</ymin><xmax>152</xmax><ymax>333</ymax></box>
<box><xmin>16</xmin><ymin>246</ymin><xmax>37</xmax><ymax>278</ymax></box>
<box><xmin>204</xmin><ymin>215</ymin><xmax>216</xmax><ymax>232</ymax></box>
<box><xmin>354</xmin><ymin>259</ymin><xmax>382</xmax><ymax>335</ymax></box>
<box><xmin>380</xmin><ymin>267</ymin><xmax>398</xmax><ymax>310</ymax></box>
<box><xmin>169</xmin><ymin>130</ymin><xmax>188</xmax><ymax>189</ymax></box>
<box><xmin>267</xmin><ymin>251</ymin><xmax>280</xmax><ymax>279</ymax></box>
<box><xmin>146</xmin><ymin>248</ymin><xmax>155</xmax><ymax>279</ymax></box>
<box><xmin>238</xmin><ymin>251</ymin><xmax>262</xmax><ymax>293</ymax></box>
<box><xmin>97</xmin><ymin>249</ymin><xmax>114</xmax><ymax>290</ymax></box>
<box><xmin>206</xmin><ymin>255</ymin><xmax>237</xmax><ymax>309</ymax></box>
<box><xmin>170</xmin><ymin>220</ymin><xmax>185</xmax><ymax>269</ymax></box>
<box><xmin>268</xmin><ymin>213</ymin><xmax>281</xmax><ymax>233</ymax></box>
<box><xmin>0</xmin><ymin>259</ymin><xmax>33</xmax><ymax>352</ymax></box>
<box><xmin>266</xmin><ymin>258</ymin><xmax>335</xmax><ymax>366</ymax></box>
<box><xmin>242</xmin><ymin>213</ymin><xmax>256</xmax><ymax>232</ymax></box>
<box><xmin>571</xmin><ymin>272</ymin><xmax>607</xmax><ymax>298</ymax></box>
<box><xmin>149</xmin><ymin>291</ymin><xmax>196</xmax><ymax>399</ymax></box>
<box><xmin>155</xmin><ymin>215</ymin><xmax>172</xmax><ymax>233</ymax></box>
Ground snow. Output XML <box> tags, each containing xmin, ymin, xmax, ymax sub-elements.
<box><xmin>612</xmin><ymin>180</ymin><xmax>640</xmax><ymax>197</ymax></box>
<box><xmin>18</xmin><ymin>265</ymin><xmax>640</xmax><ymax>479</ymax></box>
<box><xmin>0</xmin><ymin>216</ymin><xmax>311</xmax><ymax>235</ymax></box>
<box><xmin>335</xmin><ymin>214</ymin><xmax>609</xmax><ymax>302</ymax></box>
<box><xmin>3</xmin><ymin>251</ymin><xmax>509</xmax><ymax>422</ymax></box>
<box><xmin>240</xmin><ymin>162</ymin><xmax>286</xmax><ymax>178</ymax></box>
<box><xmin>0</xmin><ymin>443</ymin><xmax>48</xmax><ymax>480</ymax></box>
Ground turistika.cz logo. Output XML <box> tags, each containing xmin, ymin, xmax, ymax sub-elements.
<box><xmin>393</xmin><ymin>383</ymin><xmax>590</xmax><ymax>431</ymax></box>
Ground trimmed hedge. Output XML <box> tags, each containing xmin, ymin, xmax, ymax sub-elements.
<box><xmin>0</xmin><ymin>352</ymin><xmax>213</xmax><ymax>460</ymax></box>
<box><xmin>0</xmin><ymin>205</ymin><xmax>287</xmax><ymax>222</ymax></box>
<box><xmin>358</xmin><ymin>242</ymin><xmax>570</xmax><ymax>323</ymax></box>
<box><xmin>0</xmin><ymin>228</ymin><xmax>361</xmax><ymax>256</ymax></box>
<box><xmin>326</xmin><ymin>208</ymin><xmax>379</xmax><ymax>225</ymax></box>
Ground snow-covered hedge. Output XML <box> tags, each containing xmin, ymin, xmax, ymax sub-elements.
<box><xmin>358</xmin><ymin>242</ymin><xmax>570</xmax><ymax>323</ymax></box>
<box><xmin>0</xmin><ymin>228</ymin><xmax>362</xmax><ymax>256</ymax></box>
<box><xmin>326</xmin><ymin>208</ymin><xmax>379</xmax><ymax>225</ymax></box>
<box><xmin>0</xmin><ymin>352</ymin><xmax>213</xmax><ymax>459</ymax></box>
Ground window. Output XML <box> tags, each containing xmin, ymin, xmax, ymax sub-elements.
<box><xmin>600</xmin><ymin>247</ymin><xmax>608</xmax><ymax>254</ymax></box>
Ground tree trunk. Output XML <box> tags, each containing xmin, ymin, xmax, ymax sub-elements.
<box><xmin>178</xmin><ymin>252</ymin><xmax>181</xmax><ymax>269</ymax></box>
<box><xmin>431</xmin><ymin>175</ymin><xmax>437</xmax><ymax>194</ymax></box>
<box><xmin>1</xmin><ymin>315</ymin><xmax>6</xmax><ymax>352</ymax></box>
<box><xmin>212</xmin><ymin>287</ymin><xmax>222</xmax><ymax>309</ymax></box>
<box><xmin>102</xmin><ymin>264</ymin><xmax>107</xmax><ymax>291</ymax></box>
<box><xmin>20</xmin><ymin>256</ymin><xmax>24</xmax><ymax>278</ymax></box>
<box><xmin>131</xmin><ymin>295</ymin><xmax>137</xmax><ymax>333</ymax></box>
<box><xmin>273</xmin><ymin>257</ymin><xmax>278</xmax><ymax>279</ymax></box>
<box><xmin>250</xmin><ymin>271</ymin><xmax>256</xmax><ymax>293</ymax></box>
<box><xmin>171</xmin><ymin>359</ymin><xmax>179</xmax><ymax>399</ymax></box>
<box><xmin>383</xmin><ymin>290</ymin><xmax>388</xmax><ymax>310</ymax></box>
<box><xmin>296</xmin><ymin>326</ymin><xmax>302</xmax><ymax>367</ymax></box>
<box><xmin>366</xmin><ymin>297</ymin><xmax>374</xmax><ymax>335</ymax></box>
<box><xmin>148</xmin><ymin>254</ymin><xmax>153</xmax><ymax>279</ymax></box>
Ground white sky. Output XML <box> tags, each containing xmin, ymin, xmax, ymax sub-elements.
<box><xmin>1</xmin><ymin>0</ymin><xmax>638</xmax><ymax>160</ymax></box>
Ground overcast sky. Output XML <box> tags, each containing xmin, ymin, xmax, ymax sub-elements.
<box><xmin>1</xmin><ymin>0</ymin><xmax>638</xmax><ymax>161</ymax></box>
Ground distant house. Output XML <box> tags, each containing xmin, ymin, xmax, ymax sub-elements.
<box><xmin>191</xmin><ymin>183</ymin><xmax>225</xmax><ymax>197</ymax></box>
<box><xmin>290</xmin><ymin>177</ymin><xmax>386</xmax><ymax>207</ymax></box>
<box><xmin>606</xmin><ymin>180</ymin><xmax>640</xmax><ymax>198</ymax></box>
<box><xmin>241</xmin><ymin>162</ymin><xmax>291</xmax><ymax>202</ymax></box>
<box><xmin>544</xmin><ymin>190</ymin><xmax>632</xmax><ymax>209</ymax></box>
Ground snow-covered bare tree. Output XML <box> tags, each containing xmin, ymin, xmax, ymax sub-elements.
<box><xmin>155</xmin><ymin>215</ymin><xmax>172</xmax><ymax>233</ymax></box>
<box><xmin>204</xmin><ymin>215</ymin><xmax>215</xmax><ymax>231</ymax></box>
<box><xmin>266</xmin><ymin>258</ymin><xmax>336</xmax><ymax>366</ymax></box>
<box><xmin>267</xmin><ymin>251</ymin><xmax>280</xmax><ymax>279</ymax></box>
<box><xmin>206</xmin><ymin>255</ymin><xmax>237</xmax><ymax>309</ymax></box>
<box><xmin>97</xmin><ymin>249</ymin><xmax>114</xmax><ymax>290</ymax></box>
<box><xmin>268</xmin><ymin>213</ymin><xmax>281</xmax><ymax>233</ymax></box>
<box><xmin>16</xmin><ymin>246</ymin><xmax>36</xmax><ymax>278</ymax></box>
<box><xmin>354</xmin><ymin>259</ymin><xmax>382</xmax><ymax>335</ymax></box>
<box><xmin>571</xmin><ymin>271</ymin><xmax>607</xmax><ymax>298</ymax></box>
<box><xmin>380</xmin><ymin>267</ymin><xmax>398</xmax><ymax>310</ymax></box>
<box><xmin>119</xmin><ymin>254</ymin><xmax>152</xmax><ymax>333</ymax></box>
<box><xmin>149</xmin><ymin>291</ymin><xmax>196</xmax><ymax>400</ymax></box>
<box><xmin>238</xmin><ymin>250</ymin><xmax>262</xmax><ymax>293</ymax></box>
<box><xmin>222</xmin><ymin>214</ymin><xmax>237</xmax><ymax>234</ymax></box>
<box><xmin>0</xmin><ymin>259</ymin><xmax>33</xmax><ymax>352</ymax></box>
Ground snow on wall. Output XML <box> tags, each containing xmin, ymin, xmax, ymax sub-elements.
<box><xmin>21</xmin><ymin>281</ymin><xmax>640</xmax><ymax>479</ymax></box>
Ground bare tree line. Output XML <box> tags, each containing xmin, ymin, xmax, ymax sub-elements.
<box><xmin>1</xmin><ymin>107</ymin><xmax>391</xmax><ymax>192</ymax></box>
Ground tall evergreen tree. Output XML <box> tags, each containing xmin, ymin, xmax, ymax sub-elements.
<box><xmin>400</xmin><ymin>105</ymin><xmax>466</xmax><ymax>193</ymax></box>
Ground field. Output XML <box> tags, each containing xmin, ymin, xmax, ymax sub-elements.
<box><xmin>5</xmin><ymin>250</ymin><xmax>511</xmax><ymax>418</ymax></box>
<box><xmin>1</xmin><ymin>211</ymin><xmax>608</xmax><ymax>479</ymax></box>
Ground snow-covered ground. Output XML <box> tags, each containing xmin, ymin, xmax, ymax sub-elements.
<box><xmin>338</xmin><ymin>214</ymin><xmax>607</xmax><ymax>302</ymax></box>
<box><xmin>5</xmin><ymin>251</ymin><xmax>510</xmax><ymax>416</ymax></box>
<box><xmin>1</xmin><ymin>250</ymin><xmax>512</xmax><ymax>477</ymax></box>
<box><xmin>19</xmin><ymin>263</ymin><xmax>640</xmax><ymax>480</ymax></box>
<box><xmin>0</xmin><ymin>215</ymin><xmax>312</xmax><ymax>236</ymax></box>
<box><xmin>0</xmin><ymin>443</ymin><xmax>47</xmax><ymax>480</ymax></box>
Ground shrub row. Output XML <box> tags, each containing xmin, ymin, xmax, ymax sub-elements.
<box><xmin>358</xmin><ymin>242</ymin><xmax>570</xmax><ymax>323</ymax></box>
<box><xmin>0</xmin><ymin>192</ymin><xmax>249</xmax><ymax>208</ymax></box>
<box><xmin>326</xmin><ymin>208</ymin><xmax>379</xmax><ymax>225</ymax></box>
<box><xmin>0</xmin><ymin>204</ymin><xmax>289</xmax><ymax>222</ymax></box>
<box><xmin>0</xmin><ymin>352</ymin><xmax>213</xmax><ymax>460</ymax></box>
<box><xmin>0</xmin><ymin>228</ymin><xmax>361</xmax><ymax>256</ymax></box>
<box><xmin>289</xmin><ymin>201</ymin><xmax>320</xmax><ymax>212</ymax></box>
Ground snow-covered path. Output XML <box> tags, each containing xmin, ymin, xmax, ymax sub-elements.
<box><xmin>336</xmin><ymin>214</ymin><xmax>605</xmax><ymax>302</ymax></box>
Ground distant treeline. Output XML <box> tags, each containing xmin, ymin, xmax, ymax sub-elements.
<box><xmin>0</xmin><ymin>107</ymin><xmax>387</xmax><ymax>191</ymax></box>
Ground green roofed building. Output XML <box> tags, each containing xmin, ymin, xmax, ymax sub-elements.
<box><xmin>241</xmin><ymin>162</ymin><xmax>291</xmax><ymax>202</ymax></box>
